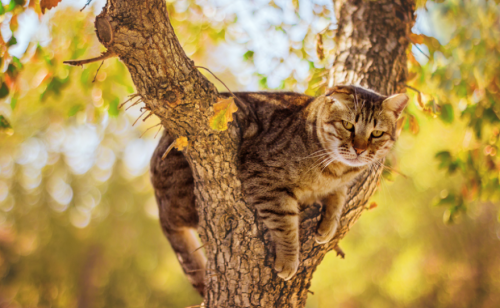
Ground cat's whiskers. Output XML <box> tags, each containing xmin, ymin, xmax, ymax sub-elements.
<box><xmin>321</xmin><ymin>156</ymin><xmax>337</xmax><ymax>172</ymax></box>
<box><xmin>304</xmin><ymin>149</ymin><xmax>330</xmax><ymax>159</ymax></box>
<box><xmin>306</xmin><ymin>153</ymin><xmax>334</xmax><ymax>174</ymax></box>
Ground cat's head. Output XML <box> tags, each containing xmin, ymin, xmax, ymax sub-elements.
<box><xmin>316</xmin><ymin>85</ymin><xmax>408</xmax><ymax>167</ymax></box>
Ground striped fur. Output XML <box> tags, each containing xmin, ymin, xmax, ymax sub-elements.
<box><xmin>237</xmin><ymin>85</ymin><xmax>408</xmax><ymax>280</ymax></box>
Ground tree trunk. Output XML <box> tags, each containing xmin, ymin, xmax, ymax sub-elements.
<box><xmin>92</xmin><ymin>0</ymin><xmax>415</xmax><ymax>307</ymax></box>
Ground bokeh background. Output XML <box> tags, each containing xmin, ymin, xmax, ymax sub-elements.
<box><xmin>1</xmin><ymin>0</ymin><xmax>499</xmax><ymax>307</ymax></box>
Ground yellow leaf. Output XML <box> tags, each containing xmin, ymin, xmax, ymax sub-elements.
<box><xmin>161</xmin><ymin>136</ymin><xmax>188</xmax><ymax>160</ymax></box>
<box><xmin>174</xmin><ymin>136</ymin><xmax>188</xmax><ymax>151</ymax></box>
<box><xmin>210</xmin><ymin>97</ymin><xmax>238</xmax><ymax>131</ymax></box>
<box><xmin>41</xmin><ymin>0</ymin><xmax>63</xmax><ymax>14</ymax></box>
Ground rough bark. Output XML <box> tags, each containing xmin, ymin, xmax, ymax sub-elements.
<box><xmin>88</xmin><ymin>0</ymin><xmax>415</xmax><ymax>307</ymax></box>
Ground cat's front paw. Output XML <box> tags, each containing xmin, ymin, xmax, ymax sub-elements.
<box><xmin>274</xmin><ymin>253</ymin><xmax>299</xmax><ymax>281</ymax></box>
<box><xmin>314</xmin><ymin>219</ymin><xmax>339</xmax><ymax>244</ymax></box>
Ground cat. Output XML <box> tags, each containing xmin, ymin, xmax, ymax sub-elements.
<box><xmin>150</xmin><ymin>85</ymin><xmax>408</xmax><ymax>293</ymax></box>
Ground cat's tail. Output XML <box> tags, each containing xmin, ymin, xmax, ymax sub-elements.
<box><xmin>162</xmin><ymin>227</ymin><xmax>207</xmax><ymax>296</ymax></box>
<box><xmin>150</xmin><ymin>131</ymin><xmax>206</xmax><ymax>297</ymax></box>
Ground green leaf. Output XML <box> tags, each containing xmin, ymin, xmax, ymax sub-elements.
<box><xmin>0</xmin><ymin>5</ymin><xmax>5</xmax><ymax>15</ymax></box>
<box><xmin>10</xmin><ymin>95</ymin><xmax>17</xmax><ymax>110</ymax></box>
<box><xmin>259</xmin><ymin>77</ymin><xmax>268</xmax><ymax>89</ymax></box>
<box><xmin>7</xmin><ymin>36</ymin><xmax>16</xmax><ymax>47</ymax></box>
<box><xmin>11</xmin><ymin>56</ymin><xmax>23</xmax><ymax>69</ymax></box>
<box><xmin>436</xmin><ymin>193</ymin><xmax>456</xmax><ymax>207</ymax></box>
<box><xmin>41</xmin><ymin>76</ymin><xmax>70</xmax><ymax>101</ymax></box>
<box><xmin>435</xmin><ymin>151</ymin><xmax>452</xmax><ymax>169</ymax></box>
<box><xmin>0</xmin><ymin>115</ymin><xmax>13</xmax><ymax>135</ymax></box>
<box><xmin>439</xmin><ymin>103</ymin><xmax>454</xmax><ymax>124</ymax></box>
<box><xmin>0</xmin><ymin>82</ymin><xmax>9</xmax><ymax>99</ymax></box>
<box><xmin>6</xmin><ymin>0</ymin><xmax>16</xmax><ymax>12</ymax></box>
<box><xmin>243</xmin><ymin>50</ymin><xmax>254</xmax><ymax>61</ymax></box>
<box><xmin>68</xmin><ymin>105</ymin><xmax>83</xmax><ymax>117</ymax></box>
<box><xmin>108</xmin><ymin>98</ymin><xmax>120</xmax><ymax>117</ymax></box>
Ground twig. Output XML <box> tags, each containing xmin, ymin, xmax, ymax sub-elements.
<box><xmin>119</xmin><ymin>94</ymin><xmax>141</xmax><ymax>109</ymax></box>
<box><xmin>307</xmin><ymin>290</ymin><xmax>315</xmax><ymax>295</ymax></box>
<box><xmin>334</xmin><ymin>245</ymin><xmax>345</xmax><ymax>259</ymax></box>
<box><xmin>383</xmin><ymin>165</ymin><xmax>408</xmax><ymax>179</ymax></box>
<box><xmin>140</xmin><ymin>123</ymin><xmax>162</xmax><ymax>138</ymax></box>
<box><xmin>185</xmin><ymin>269</ymin><xmax>205</xmax><ymax>273</ymax></box>
<box><xmin>126</xmin><ymin>99</ymin><xmax>143</xmax><ymax>111</ymax></box>
<box><xmin>64</xmin><ymin>50</ymin><xmax>116</xmax><ymax>67</ymax></box>
<box><xmin>412</xmin><ymin>44</ymin><xmax>430</xmax><ymax>60</ymax></box>
<box><xmin>403</xmin><ymin>83</ymin><xmax>421</xmax><ymax>94</ymax></box>
<box><xmin>191</xmin><ymin>244</ymin><xmax>207</xmax><ymax>254</ymax></box>
<box><xmin>132</xmin><ymin>110</ymin><xmax>147</xmax><ymax>126</ymax></box>
<box><xmin>161</xmin><ymin>140</ymin><xmax>177</xmax><ymax>160</ymax></box>
<box><xmin>92</xmin><ymin>61</ymin><xmax>104</xmax><ymax>83</ymax></box>
<box><xmin>142</xmin><ymin>112</ymin><xmax>153</xmax><ymax>122</ymax></box>
<box><xmin>318</xmin><ymin>22</ymin><xmax>334</xmax><ymax>35</ymax></box>
<box><xmin>193</xmin><ymin>65</ymin><xmax>258</xmax><ymax>122</ymax></box>
<box><xmin>80</xmin><ymin>0</ymin><xmax>93</xmax><ymax>11</ymax></box>
<box><xmin>154</xmin><ymin>125</ymin><xmax>163</xmax><ymax>139</ymax></box>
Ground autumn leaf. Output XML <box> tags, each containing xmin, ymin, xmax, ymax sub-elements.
<box><xmin>409</xmin><ymin>33</ymin><xmax>424</xmax><ymax>44</ymax></box>
<box><xmin>210</xmin><ymin>96</ymin><xmax>238</xmax><ymax>131</ymax></box>
<box><xmin>417</xmin><ymin>91</ymin><xmax>424</xmax><ymax>108</ymax></box>
<box><xmin>161</xmin><ymin>136</ymin><xmax>188</xmax><ymax>160</ymax></box>
<box><xmin>409</xmin><ymin>114</ymin><xmax>420</xmax><ymax>135</ymax></box>
<box><xmin>41</xmin><ymin>0</ymin><xmax>63</xmax><ymax>14</ymax></box>
<box><xmin>174</xmin><ymin>136</ymin><xmax>188</xmax><ymax>151</ymax></box>
<box><xmin>368</xmin><ymin>202</ymin><xmax>378</xmax><ymax>210</ymax></box>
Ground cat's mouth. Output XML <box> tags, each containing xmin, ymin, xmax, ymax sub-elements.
<box><xmin>341</xmin><ymin>157</ymin><xmax>370</xmax><ymax>167</ymax></box>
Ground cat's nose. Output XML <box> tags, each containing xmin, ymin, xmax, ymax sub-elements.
<box><xmin>354</xmin><ymin>147</ymin><xmax>366</xmax><ymax>155</ymax></box>
<box><xmin>353</xmin><ymin>137</ymin><xmax>367</xmax><ymax>155</ymax></box>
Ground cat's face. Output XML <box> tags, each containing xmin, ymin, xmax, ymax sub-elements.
<box><xmin>317</xmin><ymin>86</ymin><xmax>408</xmax><ymax>167</ymax></box>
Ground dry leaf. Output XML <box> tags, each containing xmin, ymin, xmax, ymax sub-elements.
<box><xmin>409</xmin><ymin>33</ymin><xmax>424</xmax><ymax>44</ymax></box>
<box><xmin>409</xmin><ymin>115</ymin><xmax>420</xmax><ymax>135</ymax></box>
<box><xmin>174</xmin><ymin>136</ymin><xmax>188</xmax><ymax>151</ymax></box>
<box><xmin>417</xmin><ymin>92</ymin><xmax>424</xmax><ymax>108</ymax></box>
<box><xmin>41</xmin><ymin>0</ymin><xmax>63</xmax><ymax>14</ymax></box>
<box><xmin>210</xmin><ymin>97</ymin><xmax>238</xmax><ymax>131</ymax></box>
<box><xmin>407</xmin><ymin>72</ymin><xmax>418</xmax><ymax>81</ymax></box>
<box><xmin>315</xmin><ymin>33</ymin><xmax>324</xmax><ymax>60</ymax></box>
<box><xmin>368</xmin><ymin>202</ymin><xmax>378</xmax><ymax>210</ymax></box>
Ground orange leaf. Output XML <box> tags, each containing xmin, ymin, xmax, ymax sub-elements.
<box><xmin>409</xmin><ymin>115</ymin><xmax>419</xmax><ymax>135</ymax></box>
<box><xmin>368</xmin><ymin>202</ymin><xmax>378</xmax><ymax>210</ymax></box>
<box><xmin>409</xmin><ymin>33</ymin><xmax>424</xmax><ymax>45</ymax></box>
<box><xmin>40</xmin><ymin>0</ymin><xmax>63</xmax><ymax>14</ymax></box>
<box><xmin>174</xmin><ymin>136</ymin><xmax>188</xmax><ymax>151</ymax></box>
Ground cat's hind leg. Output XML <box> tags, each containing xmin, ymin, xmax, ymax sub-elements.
<box><xmin>150</xmin><ymin>132</ymin><xmax>206</xmax><ymax>296</ymax></box>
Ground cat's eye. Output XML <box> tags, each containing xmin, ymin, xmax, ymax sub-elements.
<box><xmin>371</xmin><ymin>130</ymin><xmax>384</xmax><ymax>138</ymax></box>
<box><xmin>342</xmin><ymin>120</ymin><xmax>354</xmax><ymax>131</ymax></box>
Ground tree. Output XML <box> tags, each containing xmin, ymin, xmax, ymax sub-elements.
<box><xmin>58</xmin><ymin>0</ymin><xmax>415</xmax><ymax>306</ymax></box>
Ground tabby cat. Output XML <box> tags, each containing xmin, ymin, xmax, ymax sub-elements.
<box><xmin>150</xmin><ymin>85</ymin><xmax>408</xmax><ymax>293</ymax></box>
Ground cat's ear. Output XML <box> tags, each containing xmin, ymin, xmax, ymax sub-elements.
<box><xmin>382</xmin><ymin>93</ymin><xmax>409</xmax><ymax>118</ymax></box>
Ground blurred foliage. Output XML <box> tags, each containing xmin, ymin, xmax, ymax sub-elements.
<box><xmin>0</xmin><ymin>0</ymin><xmax>499</xmax><ymax>307</ymax></box>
